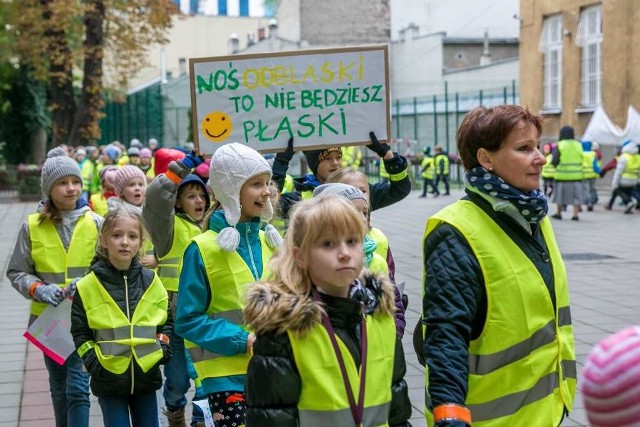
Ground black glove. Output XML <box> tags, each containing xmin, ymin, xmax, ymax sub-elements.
<box><xmin>367</xmin><ymin>132</ymin><xmax>390</xmax><ymax>158</ymax></box>
<box><xmin>160</xmin><ymin>341</ymin><xmax>172</xmax><ymax>365</ymax></box>
<box><xmin>178</xmin><ymin>150</ymin><xmax>204</xmax><ymax>170</ymax></box>
<box><xmin>599</xmin><ymin>170</ymin><xmax>606</xmax><ymax>178</ymax></box>
<box><xmin>275</xmin><ymin>137</ymin><xmax>295</xmax><ymax>163</ymax></box>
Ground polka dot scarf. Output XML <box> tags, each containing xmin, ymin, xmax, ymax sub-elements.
<box><xmin>466</xmin><ymin>166</ymin><xmax>548</xmax><ymax>224</ymax></box>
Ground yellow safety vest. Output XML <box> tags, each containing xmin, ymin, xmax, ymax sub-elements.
<box><xmin>582</xmin><ymin>151</ymin><xmax>598</xmax><ymax>179</ymax></box>
<box><xmin>90</xmin><ymin>193</ymin><xmax>108</xmax><ymax>217</ymax></box>
<box><xmin>368</xmin><ymin>227</ymin><xmax>389</xmax><ymax>262</ymax></box>
<box><xmin>282</xmin><ymin>175</ymin><xmax>295</xmax><ymax>194</ymax></box>
<box><xmin>28</xmin><ymin>212</ymin><xmax>98</xmax><ymax>316</ymax></box>
<box><xmin>434</xmin><ymin>154</ymin><xmax>449</xmax><ymax>175</ymax></box>
<box><xmin>76</xmin><ymin>271</ymin><xmax>168</xmax><ymax>374</ymax></box>
<box><xmin>423</xmin><ymin>201</ymin><xmax>576</xmax><ymax>426</ymax></box>
<box><xmin>555</xmin><ymin>139</ymin><xmax>583</xmax><ymax>181</ymax></box>
<box><xmin>80</xmin><ymin>160</ymin><xmax>95</xmax><ymax>193</ymax></box>
<box><xmin>342</xmin><ymin>145</ymin><xmax>362</xmax><ymax>170</ymax></box>
<box><xmin>542</xmin><ymin>154</ymin><xmax>555</xmax><ymax>179</ymax></box>
<box><xmin>622</xmin><ymin>152</ymin><xmax>640</xmax><ymax>181</ymax></box>
<box><xmin>184</xmin><ymin>230</ymin><xmax>274</xmax><ymax>381</ymax></box>
<box><xmin>368</xmin><ymin>252</ymin><xmax>389</xmax><ymax>276</ymax></box>
<box><xmin>421</xmin><ymin>156</ymin><xmax>435</xmax><ymax>179</ymax></box>
<box><xmin>301</xmin><ymin>189</ymin><xmax>313</xmax><ymax>200</ymax></box>
<box><xmin>289</xmin><ymin>312</ymin><xmax>396</xmax><ymax>426</ymax></box>
<box><xmin>157</xmin><ymin>216</ymin><xmax>202</xmax><ymax>292</ymax></box>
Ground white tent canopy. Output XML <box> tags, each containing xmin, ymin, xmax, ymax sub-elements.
<box><xmin>582</xmin><ymin>105</ymin><xmax>640</xmax><ymax>146</ymax></box>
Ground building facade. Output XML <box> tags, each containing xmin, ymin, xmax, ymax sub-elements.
<box><xmin>519</xmin><ymin>0</ymin><xmax>640</xmax><ymax>142</ymax></box>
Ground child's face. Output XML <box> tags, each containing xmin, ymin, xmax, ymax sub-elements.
<box><xmin>340</xmin><ymin>175</ymin><xmax>369</xmax><ymax>201</ymax></box>
<box><xmin>101</xmin><ymin>215</ymin><xmax>141</xmax><ymax>271</ymax></box>
<box><xmin>177</xmin><ymin>184</ymin><xmax>207</xmax><ymax>221</ymax></box>
<box><xmin>351</xmin><ymin>198</ymin><xmax>370</xmax><ymax>229</ymax></box>
<box><xmin>121</xmin><ymin>177</ymin><xmax>146</xmax><ymax>206</ymax></box>
<box><xmin>298</xmin><ymin>232</ymin><xmax>363</xmax><ymax>298</ymax></box>
<box><xmin>239</xmin><ymin>173</ymin><xmax>271</xmax><ymax>222</ymax></box>
<box><xmin>129</xmin><ymin>155</ymin><xmax>141</xmax><ymax>165</ymax></box>
<box><xmin>316</xmin><ymin>151</ymin><xmax>342</xmax><ymax>183</ymax></box>
<box><xmin>50</xmin><ymin>176</ymin><xmax>82</xmax><ymax>211</ymax></box>
<box><xmin>140</xmin><ymin>157</ymin><xmax>151</xmax><ymax>166</ymax></box>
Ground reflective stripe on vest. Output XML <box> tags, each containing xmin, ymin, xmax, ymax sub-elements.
<box><xmin>423</xmin><ymin>201</ymin><xmax>576</xmax><ymax>426</ymax></box>
<box><xmin>555</xmin><ymin>140</ymin><xmax>583</xmax><ymax>181</ymax></box>
<box><xmin>184</xmin><ymin>229</ymin><xmax>274</xmax><ymax>380</ymax></box>
<box><xmin>368</xmin><ymin>227</ymin><xmax>389</xmax><ymax>261</ymax></box>
<box><xmin>622</xmin><ymin>152</ymin><xmax>640</xmax><ymax>180</ymax></box>
<box><xmin>157</xmin><ymin>216</ymin><xmax>202</xmax><ymax>292</ymax></box>
<box><xmin>542</xmin><ymin>154</ymin><xmax>555</xmax><ymax>178</ymax></box>
<box><xmin>421</xmin><ymin>156</ymin><xmax>435</xmax><ymax>179</ymax></box>
<box><xmin>76</xmin><ymin>271</ymin><xmax>168</xmax><ymax>374</ymax></box>
<box><xmin>582</xmin><ymin>151</ymin><xmax>598</xmax><ymax>179</ymax></box>
<box><xmin>289</xmin><ymin>313</ymin><xmax>396</xmax><ymax>427</ymax></box>
<box><xmin>28</xmin><ymin>212</ymin><xmax>98</xmax><ymax>316</ymax></box>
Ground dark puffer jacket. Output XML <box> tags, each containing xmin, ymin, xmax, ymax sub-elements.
<box><xmin>70</xmin><ymin>258</ymin><xmax>172</xmax><ymax>397</ymax></box>
<box><xmin>243</xmin><ymin>272</ymin><xmax>412</xmax><ymax>427</ymax></box>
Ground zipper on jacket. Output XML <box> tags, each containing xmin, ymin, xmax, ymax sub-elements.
<box><xmin>245</xmin><ymin>227</ymin><xmax>259</xmax><ymax>279</ymax></box>
<box><xmin>124</xmin><ymin>274</ymin><xmax>135</xmax><ymax>395</ymax></box>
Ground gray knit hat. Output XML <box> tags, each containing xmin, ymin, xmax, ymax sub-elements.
<box><xmin>313</xmin><ymin>183</ymin><xmax>368</xmax><ymax>203</ymax></box>
<box><xmin>41</xmin><ymin>147</ymin><xmax>83</xmax><ymax>197</ymax></box>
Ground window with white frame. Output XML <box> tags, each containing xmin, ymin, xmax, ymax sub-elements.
<box><xmin>576</xmin><ymin>5</ymin><xmax>602</xmax><ymax>108</ymax></box>
<box><xmin>539</xmin><ymin>14</ymin><xmax>563</xmax><ymax>111</ymax></box>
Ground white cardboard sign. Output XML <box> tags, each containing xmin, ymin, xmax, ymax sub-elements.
<box><xmin>189</xmin><ymin>45</ymin><xmax>390</xmax><ymax>154</ymax></box>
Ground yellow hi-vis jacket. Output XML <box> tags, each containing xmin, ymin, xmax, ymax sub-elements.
<box><xmin>76</xmin><ymin>271</ymin><xmax>168</xmax><ymax>374</ymax></box>
<box><xmin>622</xmin><ymin>152</ymin><xmax>640</xmax><ymax>181</ymax></box>
<box><xmin>424</xmin><ymin>200</ymin><xmax>576</xmax><ymax>426</ymax></box>
<box><xmin>421</xmin><ymin>156</ymin><xmax>435</xmax><ymax>179</ymax></box>
<box><xmin>288</xmin><ymin>312</ymin><xmax>396</xmax><ymax>426</ymax></box>
<box><xmin>184</xmin><ymin>230</ymin><xmax>274</xmax><ymax>381</ymax></box>
<box><xmin>555</xmin><ymin>139</ymin><xmax>583</xmax><ymax>181</ymax></box>
<box><xmin>342</xmin><ymin>145</ymin><xmax>363</xmax><ymax>170</ymax></box>
<box><xmin>542</xmin><ymin>154</ymin><xmax>555</xmax><ymax>179</ymax></box>
<box><xmin>157</xmin><ymin>216</ymin><xmax>202</xmax><ymax>292</ymax></box>
<box><xmin>368</xmin><ymin>227</ymin><xmax>389</xmax><ymax>262</ymax></box>
<box><xmin>582</xmin><ymin>151</ymin><xmax>599</xmax><ymax>179</ymax></box>
<box><xmin>434</xmin><ymin>154</ymin><xmax>449</xmax><ymax>175</ymax></box>
<box><xmin>28</xmin><ymin>212</ymin><xmax>98</xmax><ymax>316</ymax></box>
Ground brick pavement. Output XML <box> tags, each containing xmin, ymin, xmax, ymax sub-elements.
<box><xmin>1</xmin><ymin>187</ymin><xmax>639</xmax><ymax>426</ymax></box>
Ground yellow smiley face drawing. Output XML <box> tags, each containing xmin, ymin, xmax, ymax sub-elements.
<box><xmin>202</xmin><ymin>111</ymin><xmax>233</xmax><ymax>143</ymax></box>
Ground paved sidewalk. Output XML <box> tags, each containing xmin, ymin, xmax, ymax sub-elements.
<box><xmin>1</xmin><ymin>188</ymin><xmax>639</xmax><ymax>426</ymax></box>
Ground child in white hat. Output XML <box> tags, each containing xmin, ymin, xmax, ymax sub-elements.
<box><xmin>6</xmin><ymin>147</ymin><xmax>103</xmax><ymax>426</ymax></box>
<box><xmin>174</xmin><ymin>142</ymin><xmax>283</xmax><ymax>427</ymax></box>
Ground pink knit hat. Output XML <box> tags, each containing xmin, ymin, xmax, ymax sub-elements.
<box><xmin>112</xmin><ymin>165</ymin><xmax>146</xmax><ymax>196</ymax></box>
<box><xmin>582</xmin><ymin>326</ymin><xmax>640</xmax><ymax>427</ymax></box>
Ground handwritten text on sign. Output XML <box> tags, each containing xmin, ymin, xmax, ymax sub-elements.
<box><xmin>189</xmin><ymin>46</ymin><xmax>390</xmax><ymax>153</ymax></box>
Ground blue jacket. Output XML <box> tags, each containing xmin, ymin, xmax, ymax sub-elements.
<box><xmin>175</xmin><ymin>210</ymin><xmax>264</xmax><ymax>394</ymax></box>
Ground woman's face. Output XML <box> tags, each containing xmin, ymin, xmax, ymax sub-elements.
<box><xmin>479</xmin><ymin>121</ymin><xmax>546</xmax><ymax>192</ymax></box>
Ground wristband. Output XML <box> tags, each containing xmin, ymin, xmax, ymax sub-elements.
<box><xmin>433</xmin><ymin>403</ymin><xmax>472</xmax><ymax>425</ymax></box>
<box><xmin>157</xmin><ymin>333</ymin><xmax>170</xmax><ymax>344</ymax></box>
<box><xmin>165</xmin><ymin>169</ymin><xmax>181</xmax><ymax>184</ymax></box>
<box><xmin>29</xmin><ymin>281</ymin><xmax>44</xmax><ymax>298</ymax></box>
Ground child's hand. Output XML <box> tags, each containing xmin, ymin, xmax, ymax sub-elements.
<box><xmin>141</xmin><ymin>255</ymin><xmax>158</xmax><ymax>269</ymax></box>
<box><xmin>246</xmin><ymin>333</ymin><xmax>256</xmax><ymax>354</ymax></box>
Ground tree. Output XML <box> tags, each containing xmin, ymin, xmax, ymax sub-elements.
<box><xmin>9</xmin><ymin>0</ymin><xmax>177</xmax><ymax>147</ymax></box>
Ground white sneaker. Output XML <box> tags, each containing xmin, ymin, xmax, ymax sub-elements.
<box><xmin>624</xmin><ymin>201</ymin><xmax>637</xmax><ymax>214</ymax></box>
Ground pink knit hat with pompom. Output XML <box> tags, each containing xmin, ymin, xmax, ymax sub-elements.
<box><xmin>112</xmin><ymin>165</ymin><xmax>146</xmax><ymax>196</ymax></box>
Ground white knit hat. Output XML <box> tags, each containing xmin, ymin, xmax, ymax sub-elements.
<box><xmin>209</xmin><ymin>142</ymin><xmax>281</xmax><ymax>251</ymax></box>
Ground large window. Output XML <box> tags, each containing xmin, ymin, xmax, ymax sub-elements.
<box><xmin>576</xmin><ymin>5</ymin><xmax>602</xmax><ymax>108</ymax></box>
<box><xmin>539</xmin><ymin>14</ymin><xmax>563</xmax><ymax>111</ymax></box>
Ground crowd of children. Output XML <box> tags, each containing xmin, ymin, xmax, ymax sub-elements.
<box><xmin>7</xmin><ymin>137</ymin><xmax>414</xmax><ymax>427</ymax></box>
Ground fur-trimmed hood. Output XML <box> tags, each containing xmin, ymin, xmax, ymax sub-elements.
<box><xmin>243</xmin><ymin>270</ymin><xmax>396</xmax><ymax>336</ymax></box>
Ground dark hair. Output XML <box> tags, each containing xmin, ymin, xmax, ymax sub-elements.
<box><xmin>90</xmin><ymin>209</ymin><xmax>145</xmax><ymax>266</ymax></box>
<box><xmin>456</xmin><ymin>105</ymin><xmax>543</xmax><ymax>171</ymax></box>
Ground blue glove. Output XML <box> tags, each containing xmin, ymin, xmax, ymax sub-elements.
<box><xmin>367</xmin><ymin>132</ymin><xmax>390</xmax><ymax>158</ymax></box>
<box><xmin>179</xmin><ymin>151</ymin><xmax>204</xmax><ymax>169</ymax></box>
<box><xmin>35</xmin><ymin>283</ymin><xmax>65</xmax><ymax>307</ymax></box>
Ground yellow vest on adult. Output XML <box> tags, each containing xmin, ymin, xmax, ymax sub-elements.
<box><xmin>421</xmin><ymin>156</ymin><xmax>435</xmax><ymax>179</ymax></box>
<box><xmin>582</xmin><ymin>151</ymin><xmax>598</xmax><ymax>179</ymax></box>
<box><xmin>434</xmin><ymin>154</ymin><xmax>449</xmax><ymax>175</ymax></box>
<box><xmin>76</xmin><ymin>271</ymin><xmax>168</xmax><ymax>374</ymax></box>
<box><xmin>542</xmin><ymin>154</ymin><xmax>555</xmax><ymax>179</ymax></box>
<box><xmin>157</xmin><ymin>216</ymin><xmax>202</xmax><ymax>292</ymax></box>
<box><xmin>622</xmin><ymin>152</ymin><xmax>640</xmax><ymax>181</ymax></box>
<box><xmin>368</xmin><ymin>227</ymin><xmax>389</xmax><ymax>262</ymax></box>
<box><xmin>423</xmin><ymin>200</ymin><xmax>576</xmax><ymax>426</ymax></box>
<box><xmin>288</xmin><ymin>312</ymin><xmax>396</xmax><ymax>426</ymax></box>
<box><xmin>184</xmin><ymin>230</ymin><xmax>274</xmax><ymax>381</ymax></box>
<box><xmin>342</xmin><ymin>145</ymin><xmax>362</xmax><ymax>170</ymax></box>
<box><xmin>555</xmin><ymin>139</ymin><xmax>583</xmax><ymax>181</ymax></box>
<box><xmin>28</xmin><ymin>212</ymin><xmax>98</xmax><ymax>316</ymax></box>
